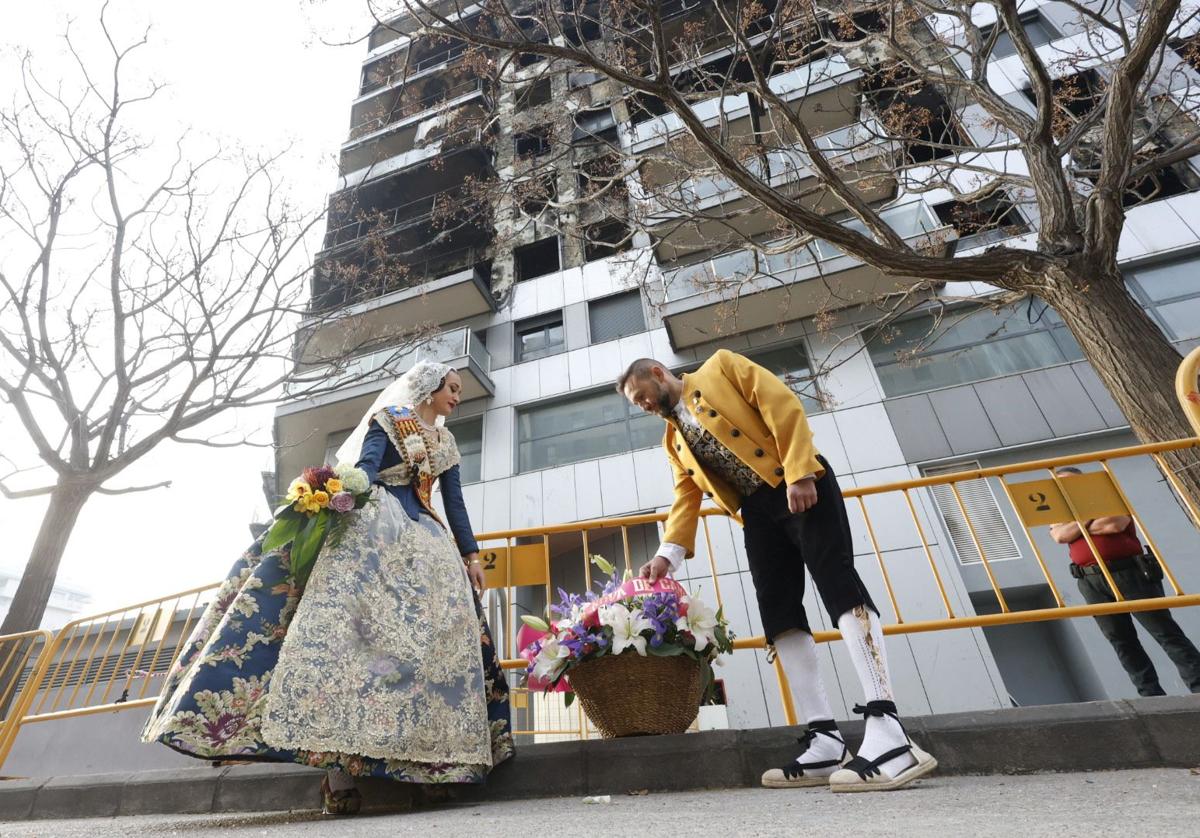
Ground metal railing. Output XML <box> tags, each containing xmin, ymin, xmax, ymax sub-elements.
<box><xmin>322</xmin><ymin>186</ymin><xmax>480</xmax><ymax>251</ymax></box>
<box><xmin>659</xmin><ymin>200</ymin><xmax>950</xmax><ymax>302</ymax></box>
<box><xmin>642</xmin><ymin>118</ymin><xmax>892</xmax><ymax>220</ymax></box>
<box><xmin>310</xmin><ymin>244</ymin><xmax>488</xmax><ymax>315</ymax></box>
<box><xmin>350</xmin><ymin>76</ymin><xmax>488</xmax><ymax>141</ymax></box>
<box><xmin>2</xmin><ymin>348</ymin><xmax>1199</xmax><ymax>765</ymax></box>
<box><xmin>0</xmin><ymin>585</ymin><xmax>220</xmax><ymax>769</ymax></box>
<box><xmin>293</xmin><ymin>326</ymin><xmax>492</xmax><ymax>391</ymax></box>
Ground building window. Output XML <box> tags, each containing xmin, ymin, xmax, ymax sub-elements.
<box><xmin>517</xmin><ymin>174</ymin><xmax>558</xmax><ymax>218</ymax></box>
<box><xmin>1022</xmin><ymin>70</ymin><xmax>1196</xmax><ymax>208</ymax></box>
<box><xmin>869</xmin><ymin>301</ymin><xmax>1084</xmax><ymax>397</ymax></box>
<box><xmin>568</xmin><ymin>70</ymin><xmax>604</xmax><ymax>90</ymax></box>
<box><xmin>583</xmin><ymin>219</ymin><xmax>632</xmax><ymax>262</ymax></box>
<box><xmin>933</xmin><ymin>196</ymin><xmax>1030</xmax><ymax>252</ymax></box>
<box><xmin>449</xmin><ymin>416</ymin><xmax>484</xmax><ymax>483</ymax></box>
<box><xmin>1126</xmin><ymin>258</ymin><xmax>1200</xmax><ymax>341</ymax></box>
<box><xmin>515</xmin><ymin>128</ymin><xmax>551</xmax><ymax>159</ymax></box>
<box><xmin>980</xmin><ymin>12</ymin><xmax>1059</xmax><ymax>59</ymax></box>
<box><xmin>515</xmin><ymin>312</ymin><xmax>566</xmax><ymax>362</ymax></box>
<box><xmin>517</xmin><ymin>389</ymin><xmax>661</xmax><ymax>472</ymax></box>
<box><xmin>627</xmin><ymin>92</ymin><xmax>670</xmax><ymax>125</ymax></box>
<box><xmin>516</xmin><ymin>79</ymin><xmax>553</xmax><ymax>111</ymax></box>
<box><xmin>324</xmin><ymin>429</ymin><xmax>352</xmax><ymax>466</ymax></box>
<box><xmin>1171</xmin><ymin>32</ymin><xmax>1200</xmax><ymax>72</ymax></box>
<box><xmin>514</xmin><ymin>236</ymin><xmax>561</xmax><ymax>281</ymax></box>
<box><xmin>925</xmin><ymin>463</ymin><xmax>1022</xmax><ymax>566</ymax></box>
<box><xmin>576</xmin><ymin>153</ymin><xmax>626</xmax><ymax>199</ymax></box>
<box><xmin>868</xmin><ymin>72</ymin><xmax>967</xmax><ymax>164</ymax></box>
<box><xmin>588</xmin><ymin>291</ymin><xmax>646</xmax><ymax>343</ymax></box>
<box><xmin>573</xmin><ymin>107</ymin><xmax>619</xmax><ymax>145</ymax></box>
<box><xmin>746</xmin><ymin>342</ymin><xmax>824</xmax><ymax>413</ymax></box>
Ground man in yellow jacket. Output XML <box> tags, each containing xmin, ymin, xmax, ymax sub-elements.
<box><xmin>618</xmin><ymin>350</ymin><xmax>935</xmax><ymax>793</ymax></box>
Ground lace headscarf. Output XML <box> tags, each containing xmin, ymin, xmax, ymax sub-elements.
<box><xmin>333</xmin><ymin>360</ymin><xmax>453</xmax><ymax>465</ymax></box>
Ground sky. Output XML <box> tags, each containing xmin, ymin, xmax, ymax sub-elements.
<box><xmin>0</xmin><ymin>1</ymin><xmax>372</xmax><ymax>617</ymax></box>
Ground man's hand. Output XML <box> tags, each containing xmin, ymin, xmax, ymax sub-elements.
<box><xmin>638</xmin><ymin>555</ymin><xmax>672</xmax><ymax>583</ymax></box>
<box><xmin>786</xmin><ymin>477</ymin><xmax>818</xmax><ymax>514</ymax></box>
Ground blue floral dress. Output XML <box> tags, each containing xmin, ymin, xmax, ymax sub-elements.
<box><xmin>141</xmin><ymin>407</ymin><xmax>513</xmax><ymax>783</ymax></box>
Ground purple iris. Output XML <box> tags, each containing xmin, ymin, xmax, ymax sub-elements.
<box><xmin>640</xmin><ymin>592</ymin><xmax>681</xmax><ymax>648</ymax></box>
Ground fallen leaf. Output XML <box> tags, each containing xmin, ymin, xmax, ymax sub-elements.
<box><xmin>627</xmin><ymin>789</ymin><xmax>650</xmax><ymax>796</ymax></box>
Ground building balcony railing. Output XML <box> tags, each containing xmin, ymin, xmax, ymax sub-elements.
<box><xmin>321</xmin><ymin>185</ymin><xmax>480</xmax><ymax>252</ymax></box>
<box><xmin>296</xmin><ymin>325</ymin><xmax>490</xmax><ymax>386</ymax></box>
<box><xmin>360</xmin><ymin>41</ymin><xmax>471</xmax><ymax>96</ymax></box>
<box><xmin>629</xmin><ymin>54</ymin><xmax>862</xmax><ymax>153</ymax></box>
<box><xmin>349</xmin><ymin>76</ymin><xmax>490</xmax><ymax>142</ymax></box>
<box><xmin>312</xmin><ymin>245</ymin><xmax>488</xmax><ymax>314</ymax></box>
<box><xmin>642</xmin><ymin>119</ymin><xmax>893</xmax><ymax>221</ymax></box>
<box><xmin>657</xmin><ymin>201</ymin><xmax>955</xmax><ymax>348</ymax></box>
<box><xmin>661</xmin><ymin>200</ymin><xmax>947</xmax><ymax>302</ymax></box>
<box><xmin>302</xmin><ymin>254</ymin><xmax>496</xmax><ymax>380</ymax></box>
<box><xmin>276</xmin><ymin>326</ymin><xmax>494</xmax><ymax>488</ymax></box>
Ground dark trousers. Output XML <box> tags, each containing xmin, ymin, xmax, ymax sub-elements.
<box><xmin>740</xmin><ymin>455</ymin><xmax>877</xmax><ymax>643</ymax></box>
<box><xmin>1077</xmin><ymin>566</ymin><xmax>1200</xmax><ymax>696</ymax></box>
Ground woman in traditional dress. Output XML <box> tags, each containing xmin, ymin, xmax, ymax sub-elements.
<box><xmin>142</xmin><ymin>360</ymin><xmax>513</xmax><ymax>815</ymax></box>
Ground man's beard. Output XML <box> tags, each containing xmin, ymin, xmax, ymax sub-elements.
<box><xmin>654</xmin><ymin>388</ymin><xmax>675</xmax><ymax>417</ymax></box>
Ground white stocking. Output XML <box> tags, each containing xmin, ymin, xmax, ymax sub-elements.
<box><xmin>837</xmin><ymin>606</ymin><xmax>915</xmax><ymax>778</ymax></box>
<box><xmin>773</xmin><ymin>629</ymin><xmax>844</xmax><ymax>770</ymax></box>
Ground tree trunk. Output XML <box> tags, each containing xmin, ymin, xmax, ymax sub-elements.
<box><xmin>0</xmin><ymin>481</ymin><xmax>94</xmax><ymax>635</ymax></box>
<box><xmin>1043</xmin><ymin>265</ymin><xmax>1200</xmax><ymax>512</ymax></box>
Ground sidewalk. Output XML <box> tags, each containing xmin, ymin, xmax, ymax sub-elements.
<box><xmin>2</xmin><ymin>770</ymin><xmax>1198</xmax><ymax>837</ymax></box>
<box><xmin>1</xmin><ymin>695</ymin><xmax>1197</xmax><ymax>822</ymax></box>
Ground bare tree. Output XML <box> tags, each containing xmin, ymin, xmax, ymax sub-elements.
<box><xmin>0</xmin><ymin>9</ymin><xmax>429</xmax><ymax>633</ymax></box>
<box><xmin>344</xmin><ymin>0</ymin><xmax>1200</xmax><ymax>506</ymax></box>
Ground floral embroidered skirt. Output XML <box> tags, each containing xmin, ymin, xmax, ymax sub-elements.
<box><xmin>141</xmin><ymin>489</ymin><xmax>514</xmax><ymax>783</ymax></box>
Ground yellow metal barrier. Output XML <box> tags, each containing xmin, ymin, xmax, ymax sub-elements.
<box><xmin>2</xmin><ymin>354</ymin><xmax>1200</xmax><ymax>763</ymax></box>
<box><xmin>478</xmin><ymin>436</ymin><xmax>1200</xmax><ymax>732</ymax></box>
<box><xmin>0</xmin><ymin>630</ymin><xmax>54</xmax><ymax>772</ymax></box>
<box><xmin>0</xmin><ymin>584</ymin><xmax>220</xmax><ymax>769</ymax></box>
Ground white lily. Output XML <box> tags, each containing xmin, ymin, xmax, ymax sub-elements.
<box><xmin>531</xmin><ymin>636</ymin><xmax>571</xmax><ymax>682</ymax></box>
<box><xmin>681</xmin><ymin>597</ymin><xmax>719</xmax><ymax>652</ymax></box>
<box><xmin>601</xmin><ymin>603</ymin><xmax>654</xmax><ymax>657</ymax></box>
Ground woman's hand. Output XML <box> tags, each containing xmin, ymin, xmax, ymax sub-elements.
<box><xmin>465</xmin><ymin>553</ymin><xmax>485</xmax><ymax>592</ymax></box>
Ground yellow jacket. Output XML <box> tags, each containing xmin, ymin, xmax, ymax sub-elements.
<box><xmin>662</xmin><ymin>349</ymin><xmax>824</xmax><ymax>558</ymax></box>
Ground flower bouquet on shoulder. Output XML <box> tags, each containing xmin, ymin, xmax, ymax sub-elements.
<box><xmin>521</xmin><ymin>556</ymin><xmax>734</xmax><ymax>738</ymax></box>
<box><xmin>261</xmin><ymin>464</ymin><xmax>373</xmax><ymax>586</ymax></box>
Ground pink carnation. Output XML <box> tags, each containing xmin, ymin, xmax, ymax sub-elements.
<box><xmin>329</xmin><ymin>491</ymin><xmax>356</xmax><ymax>513</ymax></box>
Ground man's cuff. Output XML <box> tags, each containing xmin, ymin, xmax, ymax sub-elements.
<box><xmin>655</xmin><ymin>542</ymin><xmax>687</xmax><ymax>573</ymax></box>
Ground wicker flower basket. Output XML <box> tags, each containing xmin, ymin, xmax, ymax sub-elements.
<box><xmin>568</xmin><ymin>652</ymin><xmax>704</xmax><ymax>738</ymax></box>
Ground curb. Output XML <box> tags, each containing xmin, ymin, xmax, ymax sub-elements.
<box><xmin>2</xmin><ymin>695</ymin><xmax>1197</xmax><ymax>820</ymax></box>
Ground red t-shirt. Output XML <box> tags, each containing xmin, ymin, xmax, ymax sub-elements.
<box><xmin>1068</xmin><ymin>520</ymin><xmax>1142</xmax><ymax>566</ymax></box>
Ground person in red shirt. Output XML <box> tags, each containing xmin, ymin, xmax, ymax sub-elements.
<box><xmin>1050</xmin><ymin>466</ymin><xmax>1200</xmax><ymax>696</ymax></box>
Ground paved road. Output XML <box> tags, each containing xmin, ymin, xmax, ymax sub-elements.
<box><xmin>1</xmin><ymin>769</ymin><xmax>1197</xmax><ymax>837</ymax></box>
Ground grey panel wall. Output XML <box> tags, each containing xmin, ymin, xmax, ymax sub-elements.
<box><xmin>884</xmin><ymin>362</ymin><xmax>1130</xmax><ymax>464</ymax></box>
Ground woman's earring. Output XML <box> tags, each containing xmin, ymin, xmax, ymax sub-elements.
<box><xmin>425</xmin><ymin>396</ymin><xmax>433</xmax><ymax>405</ymax></box>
